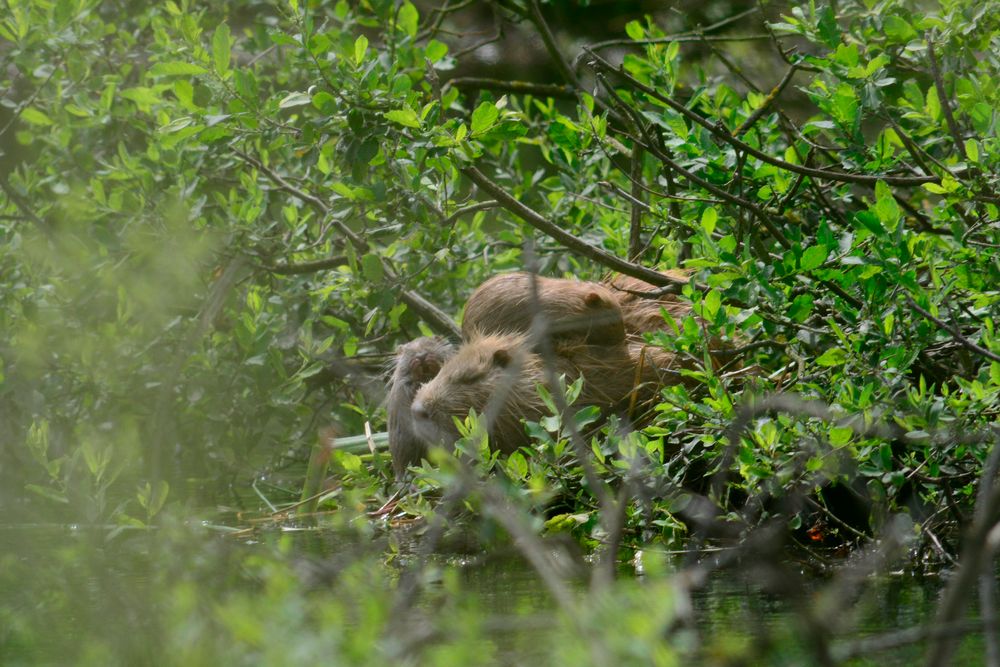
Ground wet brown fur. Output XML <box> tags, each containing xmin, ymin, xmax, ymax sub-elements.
<box><xmin>387</xmin><ymin>336</ymin><xmax>456</xmax><ymax>475</ymax></box>
<box><xmin>604</xmin><ymin>269</ymin><xmax>693</xmax><ymax>335</ymax></box>
<box><xmin>462</xmin><ymin>272</ymin><xmax>626</xmax><ymax>345</ymax></box>
<box><xmin>410</xmin><ymin>331</ymin><xmax>679</xmax><ymax>453</ymax></box>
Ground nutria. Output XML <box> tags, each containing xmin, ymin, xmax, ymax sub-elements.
<box><xmin>604</xmin><ymin>270</ymin><xmax>693</xmax><ymax>335</ymax></box>
<box><xmin>386</xmin><ymin>336</ymin><xmax>456</xmax><ymax>475</ymax></box>
<box><xmin>461</xmin><ymin>272</ymin><xmax>626</xmax><ymax>346</ymax></box>
<box><xmin>409</xmin><ymin>331</ymin><xmax>679</xmax><ymax>453</ymax></box>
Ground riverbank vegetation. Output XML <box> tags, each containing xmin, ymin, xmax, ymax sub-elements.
<box><xmin>2</xmin><ymin>0</ymin><xmax>998</xmax><ymax>664</ymax></box>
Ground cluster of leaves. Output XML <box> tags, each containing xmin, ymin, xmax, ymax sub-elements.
<box><xmin>2</xmin><ymin>0</ymin><xmax>999</xmax><ymax>664</ymax></box>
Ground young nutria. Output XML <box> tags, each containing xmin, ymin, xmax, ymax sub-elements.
<box><xmin>386</xmin><ymin>336</ymin><xmax>456</xmax><ymax>475</ymax></box>
<box><xmin>409</xmin><ymin>331</ymin><xmax>672</xmax><ymax>453</ymax></box>
<box><xmin>461</xmin><ymin>272</ymin><xmax>626</xmax><ymax>346</ymax></box>
<box><xmin>604</xmin><ymin>270</ymin><xmax>693</xmax><ymax>335</ymax></box>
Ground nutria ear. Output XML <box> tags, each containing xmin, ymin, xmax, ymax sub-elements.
<box><xmin>492</xmin><ymin>348</ymin><xmax>511</xmax><ymax>368</ymax></box>
<box><xmin>584</xmin><ymin>291</ymin><xmax>604</xmax><ymax>307</ymax></box>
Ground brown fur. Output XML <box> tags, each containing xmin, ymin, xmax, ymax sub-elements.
<box><xmin>387</xmin><ymin>337</ymin><xmax>456</xmax><ymax>475</ymax></box>
<box><xmin>410</xmin><ymin>331</ymin><xmax>678</xmax><ymax>453</ymax></box>
<box><xmin>461</xmin><ymin>272</ymin><xmax>626</xmax><ymax>346</ymax></box>
<box><xmin>604</xmin><ymin>270</ymin><xmax>693</xmax><ymax>335</ymax></box>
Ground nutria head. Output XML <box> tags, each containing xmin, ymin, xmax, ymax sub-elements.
<box><xmin>387</xmin><ymin>337</ymin><xmax>456</xmax><ymax>475</ymax></box>
<box><xmin>410</xmin><ymin>332</ymin><xmax>547</xmax><ymax>454</ymax></box>
<box><xmin>408</xmin><ymin>330</ymin><xmax>667</xmax><ymax>453</ymax></box>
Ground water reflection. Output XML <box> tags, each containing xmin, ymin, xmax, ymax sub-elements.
<box><xmin>0</xmin><ymin>522</ymin><xmax>987</xmax><ymax>666</ymax></box>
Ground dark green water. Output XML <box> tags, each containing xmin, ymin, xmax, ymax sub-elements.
<box><xmin>0</xmin><ymin>520</ymin><xmax>988</xmax><ymax>666</ymax></box>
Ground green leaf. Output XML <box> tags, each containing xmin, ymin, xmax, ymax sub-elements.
<box><xmin>816</xmin><ymin>347</ymin><xmax>847</xmax><ymax>367</ymax></box>
<box><xmin>398</xmin><ymin>2</ymin><xmax>418</xmax><ymax>37</ymax></box>
<box><xmin>832</xmin><ymin>43</ymin><xmax>859</xmax><ymax>67</ymax></box>
<box><xmin>883</xmin><ymin>16</ymin><xmax>917</xmax><ymax>43</ymax></box>
<box><xmin>64</xmin><ymin>104</ymin><xmax>91</xmax><ymax>118</ymax></box>
<box><xmin>969</xmin><ymin>102</ymin><xmax>992</xmax><ymax>133</ymax></box>
<box><xmin>121</xmin><ymin>87</ymin><xmax>160</xmax><ymax>112</ymax></box>
<box><xmin>625</xmin><ymin>20</ymin><xmax>644</xmax><ymax>41</ymax></box>
<box><xmin>150</xmin><ymin>61</ymin><xmax>208</xmax><ymax>77</ymax></box>
<box><xmin>505</xmin><ymin>451</ymin><xmax>528</xmax><ymax>480</ymax></box>
<box><xmin>701</xmin><ymin>207</ymin><xmax>717</xmax><ymax>235</ymax></box>
<box><xmin>788</xmin><ymin>294</ymin><xmax>814</xmax><ymax>322</ymax></box>
<box><xmin>964</xmin><ymin>139</ymin><xmax>979</xmax><ymax>163</ymax></box>
<box><xmin>354</xmin><ymin>34</ymin><xmax>368</xmax><ymax>65</ymax></box>
<box><xmin>874</xmin><ymin>180</ymin><xmax>901</xmax><ymax>231</ymax></box>
<box><xmin>702</xmin><ymin>290</ymin><xmax>721</xmax><ymax>319</ymax></box>
<box><xmin>384</xmin><ymin>108</ymin><xmax>421</xmax><ymax>129</ymax></box>
<box><xmin>470</xmin><ymin>101</ymin><xmax>499</xmax><ymax>135</ymax></box>
<box><xmin>278</xmin><ymin>92</ymin><xmax>312</xmax><ymax>109</ymax></box>
<box><xmin>311</xmin><ymin>91</ymin><xmax>336</xmax><ymax>112</ymax></box>
<box><xmin>361</xmin><ymin>254</ymin><xmax>384</xmax><ymax>282</ymax></box>
<box><xmin>213</xmin><ymin>24</ymin><xmax>231</xmax><ymax>77</ymax></box>
<box><xmin>20</xmin><ymin>107</ymin><xmax>53</xmax><ymax>126</ymax></box>
<box><xmin>925</xmin><ymin>85</ymin><xmax>940</xmax><ymax>121</ymax></box>
<box><xmin>817</xmin><ymin>5</ymin><xmax>840</xmax><ymax>47</ymax></box>
<box><xmin>829</xmin><ymin>426</ymin><xmax>853</xmax><ymax>447</ymax></box>
<box><xmin>800</xmin><ymin>244</ymin><xmax>828</xmax><ymax>272</ymax></box>
<box><xmin>138</xmin><ymin>480</ymin><xmax>170</xmax><ymax>518</ymax></box>
<box><xmin>425</xmin><ymin>39</ymin><xmax>448</xmax><ymax>62</ymax></box>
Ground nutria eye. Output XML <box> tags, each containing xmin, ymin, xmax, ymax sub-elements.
<box><xmin>458</xmin><ymin>372</ymin><xmax>483</xmax><ymax>384</ymax></box>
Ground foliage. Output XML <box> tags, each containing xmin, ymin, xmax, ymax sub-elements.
<box><xmin>2</xmin><ymin>0</ymin><xmax>999</xmax><ymax>664</ymax></box>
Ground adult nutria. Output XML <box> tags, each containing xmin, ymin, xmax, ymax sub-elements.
<box><xmin>409</xmin><ymin>331</ymin><xmax>673</xmax><ymax>453</ymax></box>
<box><xmin>604</xmin><ymin>270</ymin><xmax>693</xmax><ymax>335</ymax></box>
<box><xmin>462</xmin><ymin>272</ymin><xmax>626</xmax><ymax>346</ymax></box>
<box><xmin>386</xmin><ymin>336</ymin><xmax>456</xmax><ymax>475</ymax></box>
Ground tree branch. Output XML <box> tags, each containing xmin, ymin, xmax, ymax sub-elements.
<box><xmin>444</xmin><ymin>77</ymin><xmax>576</xmax><ymax>98</ymax></box>
<box><xmin>733</xmin><ymin>63</ymin><xmax>799</xmax><ymax>137</ymax></box>
<box><xmin>584</xmin><ymin>48</ymin><xmax>945</xmax><ymax>187</ymax></box>
<box><xmin>628</xmin><ymin>146</ymin><xmax>644</xmax><ymax>261</ymax></box>
<box><xmin>927</xmin><ymin>35</ymin><xmax>967</xmax><ymax>161</ymax></box>
<box><xmin>266</xmin><ymin>256</ymin><xmax>348</xmax><ymax>275</ymax></box>
<box><xmin>461</xmin><ymin>165</ymin><xmax>691</xmax><ymax>291</ymax></box>
<box><xmin>908</xmin><ymin>297</ymin><xmax>1000</xmax><ymax>363</ymax></box>
<box><xmin>237</xmin><ymin>149</ymin><xmax>461</xmax><ymax>338</ymax></box>
<box><xmin>527</xmin><ymin>0</ymin><xmax>579</xmax><ymax>88</ymax></box>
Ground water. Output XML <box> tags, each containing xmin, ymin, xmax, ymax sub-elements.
<box><xmin>0</xmin><ymin>519</ymin><xmax>988</xmax><ymax>665</ymax></box>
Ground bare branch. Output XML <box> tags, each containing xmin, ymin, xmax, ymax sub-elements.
<box><xmin>927</xmin><ymin>35</ymin><xmax>967</xmax><ymax>161</ymax></box>
<box><xmin>733</xmin><ymin>64</ymin><xmax>800</xmax><ymax>137</ymax></box>
<box><xmin>527</xmin><ymin>0</ymin><xmax>579</xmax><ymax>88</ymax></box>
<box><xmin>444</xmin><ymin>77</ymin><xmax>575</xmax><ymax>98</ymax></box>
<box><xmin>628</xmin><ymin>146</ymin><xmax>644</xmax><ymax>261</ymax></box>
<box><xmin>908</xmin><ymin>297</ymin><xmax>1000</xmax><ymax>364</ymax></box>
<box><xmin>461</xmin><ymin>165</ymin><xmax>691</xmax><ymax>292</ymax></box>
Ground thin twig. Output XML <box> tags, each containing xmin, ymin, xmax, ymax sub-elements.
<box><xmin>0</xmin><ymin>177</ymin><xmax>53</xmax><ymax>236</ymax></box>
<box><xmin>733</xmin><ymin>64</ymin><xmax>799</xmax><ymax>136</ymax></box>
<box><xmin>926</xmin><ymin>35</ymin><xmax>967</xmax><ymax>161</ymax></box>
<box><xmin>908</xmin><ymin>297</ymin><xmax>1000</xmax><ymax>363</ymax></box>
<box><xmin>266</xmin><ymin>255</ymin><xmax>348</xmax><ymax>275</ymax></box>
<box><xmin>582</xmin><ymin>6</ymin><xmax>763</xmax><ymax>55</ymax></box>
<box><xmin>527</xmin><ymin>0</ymin><xmax>579</xmax><ymax>88</ymax></box>
<box><xmin>444</xmin><ymin>77</ymin><xmax>575</xmax><ymax>98</ymax></box>
<box><xmin>628</xmin><ymin>146</ymin><xmax>644</xmax><ymax>261</ymax></box>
